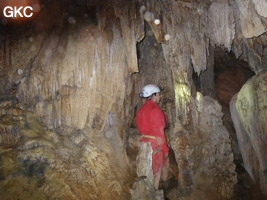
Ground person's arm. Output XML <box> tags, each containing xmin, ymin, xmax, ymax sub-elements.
<box><xmin>149</xmin><ymin>108</ymin><xmax>169</xmax><ymax>153</ymax></box>
<box><xmin>149</xmin><ymin>108</ymin><xmax>165</xmax><ymax>135</ymax></box>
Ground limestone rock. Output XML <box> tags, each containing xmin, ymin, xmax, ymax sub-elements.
<box><xmin>1</xmin><ymin>0</ymin><xmax>267</xmax><ymax>199</ymax></box>
<box><xmin>230</xmin><ymin>70</ymin><xmax>267</xmax><ymax>197</ymax></box>
<box><xmin>195</xmin><ymin>93</ymin><xmax>224</xmax><ymax>126</ymax></box>
<box><xmin>136</xmin><ymin>142</ymin><xmax>154</xmax><ymax>185</ymax></box>
<box><xmin>131</xmin><ymin>177</ymin><xmax>164</xmax><ymax>200</ymax></box>
<box><xmin>131</xmin><ymin>142</ymin><xmax>165</xmax><ymax>200</ymax></box>
<box><xmin>1</xmin><ymin>111</ymin><xmax>133</xmax><ymax>200</ymax></box>
<box><xmin>236</xmin><ymin>0</ymin><xmax>267</xmax><ymax>38</ymax></box>
<box><xmin>167</xmin><ymin>93</ymin><xmax>237</xmax><ymax>199</ymax></box>
<box><xmin>252</xmin><ymin>0</ymin><xmax>267</xmax><ymax>18</ymax></box>
<box><xmin>208</xmin><ymin>0</ymin><xmax>235</xmax><ymax>50</ymax></box>
<box><xmin>0</xmin><ymin>3</ymin><xmax>136</xmax><ymax>199</ymax></box>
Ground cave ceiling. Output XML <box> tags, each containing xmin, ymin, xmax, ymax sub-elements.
<box><xmin>1</xmin><ymin>0</ymin><xmax>267</xmax><ymax>75</ymax></box>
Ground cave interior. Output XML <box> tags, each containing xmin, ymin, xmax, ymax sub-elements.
<box><xmin>0</xmin><ymin>0</ymin><xmax>267</xmax><ymax>200</ymax></box>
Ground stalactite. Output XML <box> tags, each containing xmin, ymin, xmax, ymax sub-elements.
<box><xmin>208</xmin><ymin>0</ymin><xmax>235</xmax><ymax>51</ymax></box>
<box><xmin>1</xmin><ymin>0</ymin><xmax>267</xmax><ymax>199</ymax></box>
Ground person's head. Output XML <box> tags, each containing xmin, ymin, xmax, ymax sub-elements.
<box><xmin>149</xmin><ymin>92</ymin><xmax>162</xmax><ymax>103</ymax></box>
<box><xmin>139</xmin><ymin>84</ymin><xmax>163</xmax><ymax>104</ymax></box>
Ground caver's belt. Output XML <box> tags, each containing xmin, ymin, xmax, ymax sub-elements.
<box><xmin>141</xmin><ymin>135</ymin><xmax>157</xmax><ymax>140</ymax></box>
<box><xmin>141</xmin><ymin>135</ymin><xmax>161</xmax><ymax>154</ymax></box>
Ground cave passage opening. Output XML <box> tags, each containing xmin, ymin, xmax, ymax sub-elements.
<box><xmin>193</xmin><ymin>46</ymin><xmax>255</xmax><ymax>162</ymax></box>
<box><xmin>213</xmin><ymin>47</ymin><xmax>263</xmax><ymax>199</ymax></box>
<box><xmin>192</xmin><ymin>46</ymin><xmax>255</xmax><ymax>164</ymax></box>
<box><xmin>193</xmin><ymin>46</ymin><xmax>263</xmax><ymax>199</ymax></box>
<box><xmin>213</xmin><ymin>47</ymin><xmax>255</xmax><ymax>164</ymax></box>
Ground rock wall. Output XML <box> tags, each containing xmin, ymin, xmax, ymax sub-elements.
<box><xmin>230</xmin><ymin>70</ymin><xmax>267</xmax><ymax>197</ymax></box>
<box><xmin>165</xmin><ymin>93</ymin><xmax>237</xmax><ymax>199</ymax></box>
<box><xmin>1</xmin><ymin>0</ymin><xmax>267</xmax><ymax>199</ymax></box>
<box><xmin>138</xmin><ymin>0</ymin><xmax>267</xmax><ymax>198</ymax></box>
<box><xmin>1</xmin><ymin>2</ymin><xmax>141</xmax><ymax>199</ymax></box>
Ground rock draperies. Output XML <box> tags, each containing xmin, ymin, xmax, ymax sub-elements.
<box><xmin>230</xmin><ymin>70</ymin><xmax>267</xmax><ymax>197</ymax></box>
<box><xmin>1</xmin><ymin>2</ymin><xmax>140</xmax><ymax>199</ymax></box>
<box><xmin>140</xmin><ymin>0</ymin><xmax>267</xmax><ymax>197</ymax></box>
<box><xmin>1</xmin><ymin>0</ymin><xmax>267</xmax><ymax>199</ymax></box>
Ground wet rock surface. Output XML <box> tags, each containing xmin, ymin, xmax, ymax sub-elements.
<box><xmin>1</xmin><ymin>0</ymin><xmax>267</xmax><ymax>199</ymax></box>
<box><xmin>230</xmin><ymin>70</ymin><xmax>267</xmax><ymax>198</ymax></box>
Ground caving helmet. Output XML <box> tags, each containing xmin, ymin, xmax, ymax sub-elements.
<box><xmin>140</xmin><ymin>84</ymin><xmax>163</xmax><ymax>98</ymax></box>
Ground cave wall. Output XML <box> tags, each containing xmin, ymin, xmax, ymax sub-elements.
<box><xmin>1</xmin><ymin>0</ymin><xmax>267</xmax><ymax>199</ymax></box>
<box><xmin>230</xmin><ymin>70</ymin><xmax>267</xmax><ymax>197</ymax></box>
<box><xmin>0</xmin><ymin>2</ymin><xmax>141</xmax><ymax>199</ymax></box>
<box><xmin>140</xmin><ymin>0</ymin><xmax>267</xmax><ymax>198</ymax></box>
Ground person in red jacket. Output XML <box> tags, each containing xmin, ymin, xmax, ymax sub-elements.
<box><xmin>136</xmin><ymin>84</ymin><xmax>169</xmax><ymax>189</ymax></box>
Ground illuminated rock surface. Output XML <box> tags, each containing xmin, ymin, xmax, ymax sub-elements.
<box><xmin>0</xmin><ymin>0</ymin><xmax>267</xmax><ymax>199</ymax></box>
<box><xmin>230</xmin><ymin>70</ymin><xmax>267</xmax><ymax>197</ymax></box>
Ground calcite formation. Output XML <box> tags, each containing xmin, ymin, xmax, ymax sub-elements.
<box><xmin>131</xmin><ymin>142</ymin><xmax>165</xmax><ymax>200</ymax></box>
<box><xmin>230</xmin><ymin>70</ymin><xmax>267</xmax><ymax>197</ymax></box>
<box><xmin>1</xmin><ymin>0</ymin><xmax>267</xmax><ymax>199</ymax></box>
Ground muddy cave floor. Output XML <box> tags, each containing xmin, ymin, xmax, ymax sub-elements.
<box><xmin>127</xmin><ymin>145</ymin><xmax>266</xmax><ymax>200</ymax></box>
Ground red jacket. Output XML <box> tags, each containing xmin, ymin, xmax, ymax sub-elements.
<box><xmin>136</xmin><ymin>100</ymin><xmax>169</xmax><ymax>154</ymax></box>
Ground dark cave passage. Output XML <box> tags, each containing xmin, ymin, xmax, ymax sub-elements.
<box><xmin>193</xmin><ymin>47</ymin><xmax>267</xmax><ymax>200</ymax></box>
<box><xmin>214</xmin><ymin>47</ymin><xmax>255</xmax><ymax>108</ymax></box>
<box><xmin>192</xmin><ymin>47</ymin><xmax>255</xmax><ymax>161</ymax></box>
<box><xmin>213</xmin><ymin>47</ymin><xmax>255</xmax><ymax>165</ymax></box>
<box><xmin>213</xmin><ymin>48</ymin><xmax>266</xmax><ymax>200</ymax></box>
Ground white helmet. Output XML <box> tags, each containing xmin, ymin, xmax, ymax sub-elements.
<box><xmin>140</xmin><ymin>84</ymin><xmax>162</xmax><ymax>98</ymax></box>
